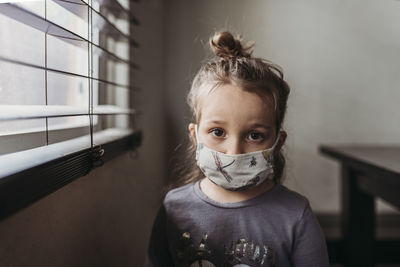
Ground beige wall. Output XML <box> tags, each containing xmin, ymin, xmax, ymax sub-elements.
<box><xmin>163</xmin><ymin>0</ymin><xmax>400</xmax><ymax>213</ymax></box>
<box><xmin>0</xmin><ymin>0</ymin><xmax>167</xmax><ymax>266</ymax></box>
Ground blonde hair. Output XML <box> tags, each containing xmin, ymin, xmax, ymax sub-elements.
<box><xmin>169</xmin><ymin>31</ymin><xmax>290</xmax><ymax>190</ymax></box>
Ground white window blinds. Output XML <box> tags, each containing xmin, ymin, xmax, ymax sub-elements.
<box><xmin>0</xmin><ymin>0</ymin><xmax>140</xmax><ymax>220</ymax></box>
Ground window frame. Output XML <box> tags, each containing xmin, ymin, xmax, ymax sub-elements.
<box><xmin>0</xmin><ymin>0</ymin><xmax>141</xmax><ymax>221</ymax></box>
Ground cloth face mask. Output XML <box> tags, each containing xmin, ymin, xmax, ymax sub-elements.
<box><xmin>195</xmin><ymin>125</ymin><xmax>280</xmax><ymax>191</ymax></box>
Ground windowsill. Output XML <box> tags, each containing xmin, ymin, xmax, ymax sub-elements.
<box><xmin>0</xmin><ymin>128</ymin><xmax>133</xmax><ymax>179</ymax></box>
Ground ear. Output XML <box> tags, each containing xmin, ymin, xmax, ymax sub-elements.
<box><xmin>275</xmin><ymin>130</ymin><xmax>287</xmax><ymax>153</ymax></box>
<box><xmin>188</xmin><ymin>123</ymin><xmax>196</xmax><ymax>143</ymax></box>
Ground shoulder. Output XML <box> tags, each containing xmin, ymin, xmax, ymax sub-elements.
<box><xmin>163</xmin><ymin>182</ymin><xmax>196</xmax><ymax>210</ymax></box>
<box><xmin>276</xmin><ymin>184</ymin><xmax>309</xmax><ymax>205</ymax></box>
<box><xmin>271</xmin><ymin>184</ymin><xmax>311</xmax><ymax>219</ymax></box>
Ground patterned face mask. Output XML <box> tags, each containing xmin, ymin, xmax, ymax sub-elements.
<box><xmin>195</xmin><ymin>124</ymin><xmax>280</xmax><ymax>191</ymax></box>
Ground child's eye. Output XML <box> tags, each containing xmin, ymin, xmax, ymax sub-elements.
<box><xmin>210</xmin><ymin>128</ymin><xmax>225</xmax><ymax>138</ymax></box>
<box><xmin>248</xmin><ymin>132</ymin><xmax>265</xmax><ymax>141</ymax></box>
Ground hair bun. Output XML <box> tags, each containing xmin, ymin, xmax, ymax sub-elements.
<box><xmin>210</xmin><ymin>31</ymin><xmax>253</xmax><ymax>58</ymax></box>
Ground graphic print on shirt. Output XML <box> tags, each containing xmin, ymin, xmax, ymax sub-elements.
<box><xmin>176</xmin><ymin>232</ymin><xmax>211</xmax><ymax>267</ymax></box>
<box><xmin>212</xmin><ymin>151</ymin><xmax>235</xmax><ymax>182</ymax></box>
<box><xmin>176</xmin><ymin>232</ymin><xmax>275</xmax><ymax>267</ymax></box>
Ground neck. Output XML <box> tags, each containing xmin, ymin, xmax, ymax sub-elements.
<box><xmin>199</xmin><ymin>178</ymin><xmax>275</xmax><ymax>203</ymax></box>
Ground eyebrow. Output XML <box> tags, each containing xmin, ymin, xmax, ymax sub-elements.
<box><xmin>204</xmin><ymin>120</ymin><xmax>272</xmax><ymax>129</ymax></box>
<box><xmin>249</xmin><ymin>123</ymin><xmax>272</xmax><ymax>129</ymax></box>
<box><xmin>203</xmin><ymin>119</ymin><xmax>227</xmax><ymax>125</ymax></box>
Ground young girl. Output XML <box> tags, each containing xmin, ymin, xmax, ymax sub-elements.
<box><xmin>145</xmin><ymin>32</ymin><xmax>329</xmax><ymax>267</ymax></box>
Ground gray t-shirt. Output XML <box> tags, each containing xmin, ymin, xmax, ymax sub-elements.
<box><xmin>145</xmin><ymin>181</ymin><xmax>329</xmax><ymax>267</ymax></box>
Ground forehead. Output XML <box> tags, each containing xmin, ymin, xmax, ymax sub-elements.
<box><xmin>198</xmin><ymin>84</ymin><xmax>275</xmax><ymax>126</ymax></box>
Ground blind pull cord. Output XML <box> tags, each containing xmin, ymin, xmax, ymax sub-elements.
<box><xmin>91</xmin><ymin>145</ymin><xmax>105</xmax><ymax>168</ymax></box>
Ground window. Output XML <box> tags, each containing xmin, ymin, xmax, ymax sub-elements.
<box><xmin>0</xmin><ymin>0</ymin><xmax>141</xmax><ymax>220</ymax></box>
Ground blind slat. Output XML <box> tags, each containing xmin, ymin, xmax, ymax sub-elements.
<box><xmin>93</xmin><ymin>9</ymin><xmax>137</xmax><ymax>46</ymax></box>
<box><xmin>0</xmin><ymin>3</ymin><xmax>139</xmax><ymax>67</ymax></box>
<box><xmin>53</xmin><ymin>0</ymin><xmax>139</xmax><ymax>45</ymax></box>
<box><xmin>53</xmin><ymin>0</ymin><xmax>87</xmax><ymax>19</ymax></box>
<box><xmin>96</xmin><ymin>0</ymin><xmax>139</xmax><ymax>25</ymax></box>
<box><xmin>0</xmin><ymin>3</ymin><xmax>86</xmax><ymax>42</ymax></box>
<box><xmin>93</xmin><ymin>44</ymin><xmax>139</xmax><ymax>69</ymax></box>
<box><xmin>0</xmin><ymin>105</ymin><xmax>136</xmax><ymax>121</ymax></box>
<box><xmin>0</xmin><ymin>56</ymin><xmax>139</xmax><ymax>90</ymax></box>
<box><xmin>0</xmin><ymin>128</ymin><xmax>133</xmax><ymax>179</ymax></box>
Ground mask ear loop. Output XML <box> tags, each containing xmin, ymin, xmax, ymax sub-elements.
<box><xmin>267</xmin><ymin>132</ymin><xmax>282</xmax><ymax>165</ymax></box>
<box><xmin>267</xmin><ymin>131</ymin><xmax>281</xmax><ymax>152</ymax></box>
<box><xmin>194</xmin><ymin>124</ymin><xmax>200</xmax><ymax>144</ymax></box>
<box><xmin>194</xmin><ymin>124</ymin><xmax>201</xmax><ymax>160</ymax></box>
<box><xmin>270</xmin><ymin>131</ymin><xmax>281</xmax><ymax>151</ymax></box>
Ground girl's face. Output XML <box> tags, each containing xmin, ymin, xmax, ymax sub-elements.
<box><xmin>189</xmin><ymin>84</ymin><xmax>286</xmax><ymax>155</ymax></box>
